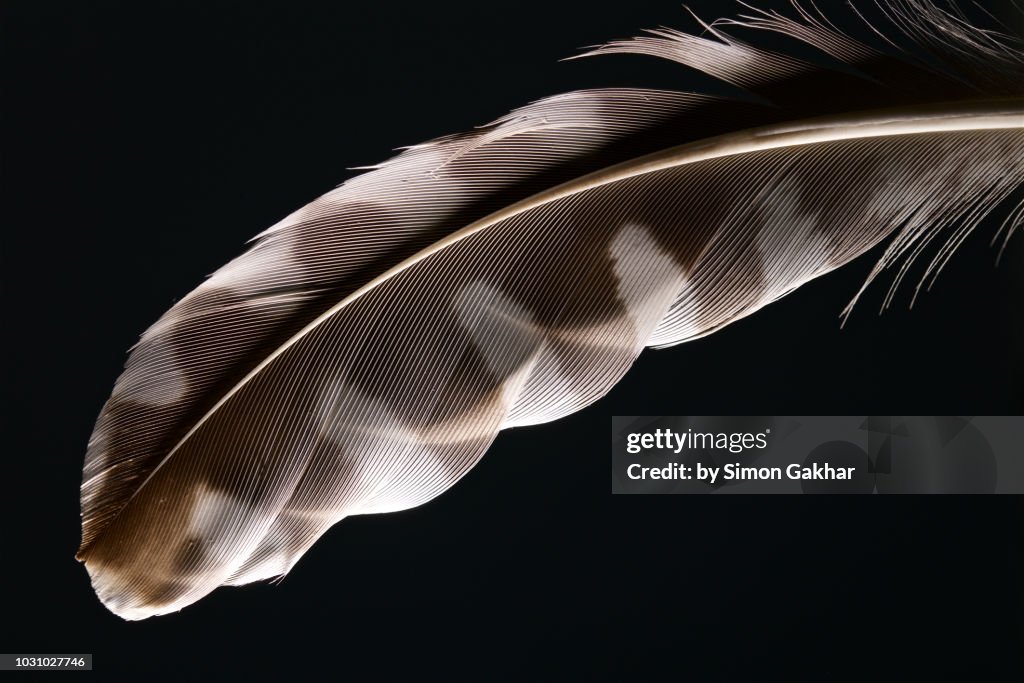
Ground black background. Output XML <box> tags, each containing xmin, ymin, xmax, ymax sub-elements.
<box><xmin>3</xmin><ymin>1</ymin><xmax>1023</xmax><ymax>680</ymax></box>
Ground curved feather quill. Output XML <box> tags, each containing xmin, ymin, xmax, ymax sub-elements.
<box><xmin>79</xmin><ymin>0</ymin><xmax>1024</xmax><ymax>619</ymax></box>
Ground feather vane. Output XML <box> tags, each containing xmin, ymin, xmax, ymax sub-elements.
<box><xmin>78</xmin><ymin>1</ymin><xmax>1024</xmax><ymax>619</ymax></box>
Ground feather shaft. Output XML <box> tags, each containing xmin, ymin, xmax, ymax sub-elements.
<box><xmin>142</xmin><ymin>100</ymin><xmax>1024</xmax><ymax>487</ymax></box>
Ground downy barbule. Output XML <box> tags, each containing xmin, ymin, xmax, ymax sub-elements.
<box><xmin>79</xmin><ymin>0</ymin><xmax>1023</xmax><ymax>619</ymax></box>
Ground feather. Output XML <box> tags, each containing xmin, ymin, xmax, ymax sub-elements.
<box><xmin>78</xmin><ymin>0</ymin><xmax>1024</xmax><ymax>619</ymax></box>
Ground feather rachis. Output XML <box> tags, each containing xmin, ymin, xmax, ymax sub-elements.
<box><xmin>140</xmin><ymin>102</ymin><xmax>1024</xmax><ymax>435</ymax></box>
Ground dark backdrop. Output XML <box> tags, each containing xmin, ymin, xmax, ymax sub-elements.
<box><xmin>3</xmin><ymin>1</ymin><xmax>1023</xmax><ymax>680</ymax></box>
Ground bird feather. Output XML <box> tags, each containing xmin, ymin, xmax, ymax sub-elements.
<box><xmin>78</xmin><ymin>0</ymin><xmax>1024</xmax><ymax>619</ymax></box>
